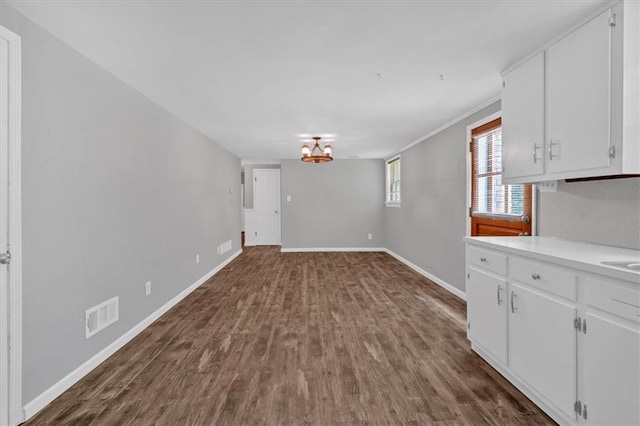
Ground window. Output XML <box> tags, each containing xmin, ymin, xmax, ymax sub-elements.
<box><xmin>470</xmin><ymin>118</ymin><xmax>532</xmax><ymax>236</ymax></box>
<box><xmin>386</xmin><ymin>156</ymin><xmax>401</xmax><ymax>206</ymax></box>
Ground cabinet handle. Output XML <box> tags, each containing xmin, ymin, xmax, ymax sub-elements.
<box><xmin>480</xmin><ymin>257</ymin><xmax>487</xmax><ymax>262</ymax></box>
<box><xmin>511</xmin><ymin>291</ymin><xmax>517</xmax><ymax>313</ymax></box>
<box><xmin>532</xmin><ymin>143</ymin><xmax>540</xmax><ymax>164</ymax></box>
<box><xmin>549</xmin><ymin>139</ymin><xmax>558</xmax><ymax>161</ymax></box>
<box><xmin>497</xmin><ymin>285</ymin><xmax>503</xmax><ymax>306</ymax></box>
<box><xmin>531</xmin><ymin>273</ymin><xmax>541</xmax><ymax>280</ymax></box>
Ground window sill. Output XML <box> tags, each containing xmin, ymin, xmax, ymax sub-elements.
<box><xmin>471</xmin><ymin>212</ymin><xmax>522</xmax><ymax>221</ymax></box>
<box><xmin>385</xmin><ymin>202</ymin><xmax>401</xmax><ymax>208</ymax></box>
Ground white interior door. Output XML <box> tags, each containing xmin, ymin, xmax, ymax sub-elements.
<box><xmin>254</xmin><ymin>169</ymin><xmax>281</xmax><ymax>245</ymax></box>
<box><xmin>0</xmin><ymin>25</ymin><xmax>22</xmax><ymax>426</ymax></box>
<box><xmin>0</xmin><ymin>31</ymin><xmax>11</xmax><ymax>426</ymax></box>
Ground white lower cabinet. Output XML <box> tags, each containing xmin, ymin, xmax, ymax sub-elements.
<box><xmin>509</xmin><ymin>283</ymin><xmax>577</xmax><ymax>420</ymax></box>
<box><xmin>465</xmin><ymin>238</ymin><xmax>640</xmax><ymax>425</ymax></box>
<box><xmin>582</xmin><ymin>313</ymin><xmax>640</xmax><ymax>425</ymax></box>
<box><xmin>581</xmin><ymin>274</ymin><xmax>640</xmax><ymax>425</ymax></box>
<box><xmin>467</xmin><ymin>266</ymin><xmax>508</xmax><ymax>364</ymax></box>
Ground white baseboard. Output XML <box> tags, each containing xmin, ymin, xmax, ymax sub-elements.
<box><xmin>383</xmin><ymin>249</ymin><xmax>466</xmax><ymax>301</ymax></box>
<box><xmin>280</xmin><ymin>247</ymin><xmax>386</xmax><ymax>252</ymax></box>
<box><xmin>23</xmin><ymin>249</ymin><xmax>243</xmax><ymax>421</ymax></box>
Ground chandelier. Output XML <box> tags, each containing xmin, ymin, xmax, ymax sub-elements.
<box><xmin>301</xmin><ymin>136</ymin><xmax>333</xmax><ymax>163</ymax></box>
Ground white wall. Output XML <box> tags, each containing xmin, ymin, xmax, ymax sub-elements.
<box><xmin>384</xmin><ymin>101</ymin><xmax>502</xmax><ymax>293</ymax></box>
<box><xmin>539</xmin><ymin>178</ymin><xmax>640</xmax><ymax>249</ymax></box>
<box><xmin>281</xmin><ymin>160</ymin><xmax>385</xmax><ymax>249</ymax></box>
<box><xmin>1</xmin><ymin>3</ymin><xmax>241</xmax><ymax>404</ymax></box>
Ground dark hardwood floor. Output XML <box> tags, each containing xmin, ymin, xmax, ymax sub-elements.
<box><xmin>27</xmin><ymin>247</ymin><xmax>553</xmax><ymax>425</ymax></box>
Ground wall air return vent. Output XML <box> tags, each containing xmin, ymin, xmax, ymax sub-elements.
<box><xmin>85</xmin><ymin>296</ymin><xmax>119</xmax><ymax>338</ymax></box>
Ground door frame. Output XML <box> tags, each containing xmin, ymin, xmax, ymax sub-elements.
<box><xmin>253</xmin><ymin>168</ymin><xmax>281</xmax><ymax>245</ymax></box>
<box><xmin>0</xmin><ymin>25</ymin><xmax>23</xmax><ymax>425</ymax></box>
<box><xmin>465</xmin><ymin>111</ymin><xmax>537</xmax><ymax>237</ymax></box>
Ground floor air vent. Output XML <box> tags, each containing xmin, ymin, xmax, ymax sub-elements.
<box><xmin>85</xmin><ymin>296</ymin><xmax>119</xmax><ymax>338</ymax></box>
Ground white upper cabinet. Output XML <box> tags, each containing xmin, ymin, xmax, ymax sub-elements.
<box><xmin>502</xmin><ymin>1</ymin><xmax>640</xmax><ymax>183</ymax></box>
<box><xmin>502</xmin><ymin>53</ymin><xmax>545</xmax><ymax>181</ymax></box>
<box><xmin>546</xmin><ymin>9</ymin><xmax>612</xmax><ymax>175</ymax></box>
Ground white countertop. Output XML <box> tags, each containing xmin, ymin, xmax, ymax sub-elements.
<box><xmin>464</xmin><ymin>236</ymin><xmax>640</xmax><ymax>283</ymax></box>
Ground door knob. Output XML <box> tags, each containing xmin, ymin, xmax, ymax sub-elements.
<box><xmin>521</xmin><ymin>215</ymin><xmax>530</xmax><ymax>224</ymax></box>
<box><xmin>0</xmin><ymin>251</ymin><xmax>11</xmax><ymax>265</ymax></box>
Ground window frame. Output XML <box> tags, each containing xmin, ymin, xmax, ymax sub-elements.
<box><xmin>470</xmin><ymin>118</ymin><xmax>530</xmax><ymax>219</ymax></box>
<box><xmin>385</xmin><ymin>154</ymin><xmax>401</xmax><ymax>207</ymax></box>
<box><xmin>466</xmin><ymin>112</ymin><xmax>535</xmax><ymax>237</ymax></box>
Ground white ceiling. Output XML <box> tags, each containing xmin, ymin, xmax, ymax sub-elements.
<box><xmin>7</xmin><ymin>0</ymin><xmax>606</xmax><ymax>160</ymax></box>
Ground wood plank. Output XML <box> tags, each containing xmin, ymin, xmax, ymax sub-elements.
<box><xmin>26</xmin><ymin>247</ymin><xmax>554</xmax><ymax>425</ymax></box>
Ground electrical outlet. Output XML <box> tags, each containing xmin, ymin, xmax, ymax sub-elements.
<box><xmin>537</xmin><ymin>180</ymin><xmax>558</xmax><ymax>192</ymax></box>
<box><xmin>196</xmin><ymin>254</ymin><xmax>200</xmax><ymax>264</ymax></box>
<box><xmin>368</xmin><ymin>233</ymin><xmax>373</xmax><ymax>240</ymax></box>
<box><xmin>145</xmin><ymin>281</ymin><xmax>151</xmax><ymax>296</ymax></box>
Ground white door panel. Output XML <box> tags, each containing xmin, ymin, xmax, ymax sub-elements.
<box><xmin>0</xmin><ymin>35</ymin><xmax>10</xmax><ymax>425</ymax></box>
<box><xmin>583</xmin><ymin>313</ymin><xmax>640</xmax><ymax>425</ymax></box>
<box><xmin>509</xmin><ymin>283</ymin><xmax>577</xmax><ymax>420</ymax></box>
<box><xmin>467</xmin><ymin>267</ymin><xmax>508</xmax><ymax>364</ymax></box>
<box><xmin>502</xmin><ymin>52</ymin><xmax>545</xmax><ymax>181</ymax></box>
<box><xmin>254</xmin><ymin>169</ymin><xmax>281</xmax><ymax>245</ymax></box>
<box><xmin>546</xmin><ymin>9</ymin><xmax>612</xmax><ymax>174</ymax></box>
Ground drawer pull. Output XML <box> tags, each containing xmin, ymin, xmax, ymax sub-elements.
<box><xmin>611</xmin><ymin>298</ymin><xmax>640</xmax><ymax>309</ymax></box>
<box><xmin>480</xmin><ymin>257</ymin><xmax>487</xmax><ymax>262</ymax></box>
<box><xmin>549</xmin><ymin>139</ymin><xmax>558</xmax><ymax>160</ymax></box>
<box><xmin>531</xmin><ymin>273</ymin><xmax>541</xmax><ymax>280</ymax></box>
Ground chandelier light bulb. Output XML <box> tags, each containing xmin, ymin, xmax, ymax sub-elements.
<box><xmin>301</xmin><ymin>143</ymin><xmax>311</xmax><ymax>157</ymax></box>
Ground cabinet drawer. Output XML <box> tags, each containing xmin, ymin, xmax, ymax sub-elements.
<box><xmin>585</xmin><ymin>276</ymin><xmax>640</xmax><ymax>324</ymax></box>
<box><xmin>468</xmin><ymin>245</ymin><xmax>507</xmax><ymax>276</ymax></box>
<box><xmin>510</xmin><ymin>257</ymin><xmax>577</xmax><ymax>301</ymax></box>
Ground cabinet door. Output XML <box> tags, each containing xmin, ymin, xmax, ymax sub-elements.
<box><xmin>546</xmin><ymin>8</ymin><xmax>612</xmax><ymax>175</ymax></box>
<box><xmin>583</xmin><ymin>313</ymin><xmax>640</xmax><ymax>425</ymax></box>
<box><xmin>502</xmin><ymin>52</ymin><xmax>545</xmax><ymax>182</ymax></box>
<box><xmin>467</xmin><ymin>266</ymin><xmax>508</xmax><ymax>364</ymax></box>
<box><xmin>509</xmin><ymin>283</ymin><xmax>577</xmax><ymax>419</ymax></box>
